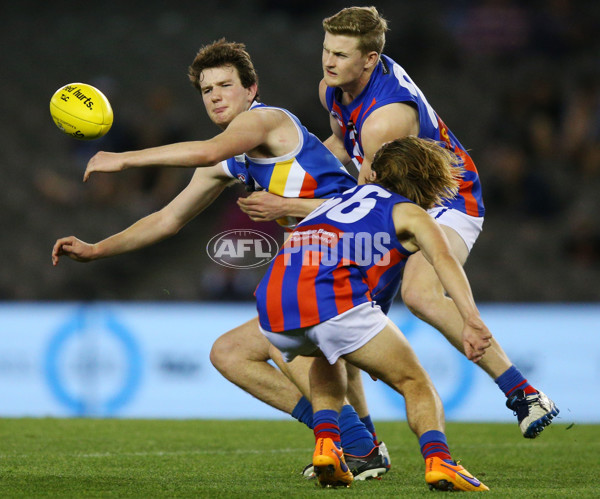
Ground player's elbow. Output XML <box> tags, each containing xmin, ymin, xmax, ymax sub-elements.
<box><xmin>190</xmin><ymin>143</ymin><xmax>222</xmax><ymax>167</ymax></box>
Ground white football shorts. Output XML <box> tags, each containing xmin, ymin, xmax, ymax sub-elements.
<box><xmin>427</xmin><ymin>207</ymin><xmax>484</xmax><ymax>252</ymax></box>
<box><xmin>260</xmin><ymin>301</ymin><xmax>388</xmax><ymax>365</ymax></box>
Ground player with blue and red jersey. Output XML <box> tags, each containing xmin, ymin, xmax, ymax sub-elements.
<box><xmin>316</xmin><ymin>6</ymin><xmax>557</xmax><ymax>441</ymax></box>
<box><xmin>256</xmin><ymin>136</ymin><xmax>491</xmax><ymax>490</ymax></box>
<box><xmin>240</xmin><ymin>5</ymin><xmax>557</xmax><ymax>443</ymax></box>
<box><xmin>256</xmin><ymin>184</ymin><xmax>413</xmax><ymax>333</ymax></box>
<box><xmin>324</xmin><ymin>53</ymin><xmax>484</xmax><ymax>218</ymax></box>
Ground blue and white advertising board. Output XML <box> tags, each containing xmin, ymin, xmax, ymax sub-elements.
<box><xmin>0</xmin><ymin>302</ymin><xmax>597</xmax><ymax>423</ymax></box>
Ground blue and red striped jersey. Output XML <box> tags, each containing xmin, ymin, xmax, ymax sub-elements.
<box><xmin>255</xmin><ymin>184</ymin><xmax>414</xmax><ymax>332</ymax></box>
<box><xmin>325</xmin><ymin>54</ymin><xmax>484</xmax><ymax>217</ymax></box>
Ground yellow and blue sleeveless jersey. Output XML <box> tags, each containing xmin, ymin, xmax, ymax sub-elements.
<box><xmin>256</xmin><ymin>184</ymin><xmax>414</xmax><ymax>332</ymax></box>
<box><xmin>325</xmin><ymin>55</ymin><xmax>485</xmax><ymax>218</ymax></box>
<box><xmin>221</xmin><ymin>102</ymin><xmax>356</xmax><ymax>203</ymax></box>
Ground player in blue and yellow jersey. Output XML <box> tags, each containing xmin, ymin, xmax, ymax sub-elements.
<box><xmin>52</xmin><ymin>39</ymin><xmax>391</xmax><ymax>479</ymax></box>
<box><xmin>240</xmin><ymin>6</ymin><xmax>558</xmax><ymax>439</ymax></box>
<box><xmin>81</xmin><ymin>49</ymin><xmax>354</xmax><ymax>215</ymax></box>
<box><xmin>256</xmin><ymin>136</ymin><xmax>491</xmax><ymax>490</ymax></box>
<box><xmin>220</xmin><ymin>100</ymin><xmax>355</xmax><ymax>228</ymax></box>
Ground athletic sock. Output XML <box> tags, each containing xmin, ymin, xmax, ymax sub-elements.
<box><xmin>291</xmin><ymin>396</ymin><xmax>314</xmax><ymax>429</ymax></box>
<box><xmin>339</xmin><ymin>405</ymin><xmax>376</xmax><ymax>456</ymax></box>
<box><xmin>495</xmin><ymin>365</ymin><xmax>537</xmax><ymax>397</ymax></box>
<box><xmin>360</xmin><ymin>414</ymin><xmax>378</xmax><ymax>444</ymax></box>
<box><xmin>313</xmin><ymin>409</ymin><xmax>341</xmax><ymax>447</ymax></box>
<box><xmin>419</xmin><ymin>430</ymin><xmax>452</xmax><ymax>462</ymax></box>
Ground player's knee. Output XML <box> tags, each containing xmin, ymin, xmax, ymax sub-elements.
<box><xmin>388</xmin><ymin>369</ymin><xmax>430</xmax><ymax>395</ymax></box>
<box><xmin>209</xmin><ymin>335</ymin><xmax>237</xmax><ymax>375</ymax></box>
<box><xmin>210</xmin><ymin>325</ymin><xmax>271</xmax><ymax>376</ymax></box>
<box><xmin>380</xmin><ymin>371</ymin><xmax>411</xmax><ymax>394</ymax></box>
<box><xmin>401</xmin><ymin>282</ymin><xmax>440</xmax><ymax>319</ymax></box>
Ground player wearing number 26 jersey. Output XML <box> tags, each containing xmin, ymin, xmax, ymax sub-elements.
<box><xmin>256</xmin><ymin>184</ymin><xmax>414</xmax><ymax>333</ymax></box>
<box><xmin>325</xmin><ymin>54</ymin><xmax>484</xmax><ymax>218</ymax></box>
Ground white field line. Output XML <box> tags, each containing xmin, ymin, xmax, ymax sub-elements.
<box><xmin>0</xmin><ymin>447</ymin><xmax>313</xmax><ymax>459</ymax></box>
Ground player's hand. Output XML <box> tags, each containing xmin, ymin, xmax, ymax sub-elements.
<box><xmin>52</xmin><ymin>236</ymin><xmax>96</xmax><ymax>266</ymax></box>
<box><xmin>237</xmin><ymin>191</ymin><xmax>287</xmax><ymax>221</ymax></box>
<box><xmin>461</xmin><ymin>318</ymin><xmax>493</xmax><ymax>363</ymax></box>
<box><xmin>84</xmin><ymin>151</ymin><xmax>124</xmax><ymax>182</ymax></box>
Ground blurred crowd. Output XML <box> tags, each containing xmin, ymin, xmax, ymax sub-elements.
<box><xmin>1</xmin><ymin>0</ymin><xmax>599</xmax><ymax>302</ymax></box>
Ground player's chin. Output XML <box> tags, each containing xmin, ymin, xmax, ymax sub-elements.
<box><xmin>322</xmin><ymin>73</ymin><xmax>338</xmax><ymax>86</ymax></box>
<box><xmin>209</xmin><ymin>111</ymin><xmax>229</xmax><ymax>126</ymax></box>
<box><xmin>210</xmin><ymin>116</ymin><xmax>225</xmax><ymax>126</ymax></box>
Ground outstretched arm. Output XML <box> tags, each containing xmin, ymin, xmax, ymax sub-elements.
<box><xmin>52</xmin><ymin>164</ymin><xmax>231</xmax><ymax>265</ymax></box>
<box><xmin>394</xmin><ymin>203</ymin><xmax>492</xmax><ymax>362</ymax></box>
<box><xmin>83</xmin><ymin>110</ymin><xmax>271</xmax><ymax>181</ymax></box>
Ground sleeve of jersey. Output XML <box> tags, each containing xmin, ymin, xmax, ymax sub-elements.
<box><xmin>220</xmin><ymin>157</ymin><xmax>241</xmax><ymax>179</ymax></box>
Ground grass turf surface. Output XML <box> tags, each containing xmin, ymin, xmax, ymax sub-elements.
<box><xmin>0</xmin><ymin>419</ymin><xmax>597</xmax><ymax>497</ymax></box>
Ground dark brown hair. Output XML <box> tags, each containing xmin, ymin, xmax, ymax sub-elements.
<box><xmin>188</xmin><ymin>38</ymin><xmax>259</xmax><ymax>99</ymax></box>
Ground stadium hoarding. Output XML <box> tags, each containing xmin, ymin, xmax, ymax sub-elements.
<box><xmin>0</xmin><ymin>302</ymin><xmax>597</xmax><ymax>422</ymax></box>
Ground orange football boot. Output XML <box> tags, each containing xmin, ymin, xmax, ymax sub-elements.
<box><xmin>425</xmin><ymin>456</ymin><xmax>489</xmax><ymax>491</ymax></box>
<box><xmin>312</xmin><ymin>437</ymin><xmax>353</xmax><ymax>488</ymax></box>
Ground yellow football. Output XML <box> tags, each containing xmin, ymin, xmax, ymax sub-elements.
<box><xmin>50</xmin><ymin>83</ymin><xmax>113</xmax><ymax>140</ymax></box>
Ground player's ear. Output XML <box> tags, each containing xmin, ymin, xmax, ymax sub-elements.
<box><xmin>368</xmin><ymin>169</ymin><xmax>377</xmax><ymax>183</ymax></box>
<box><xmin>365</xmin><ymin>51</ymin><xmax>379</xmax><ymax>70</ymax></box>
<box><xmin>247</xmin><ymin>83</ymin><xmax>258</xmax><ymax>103</ymax></box>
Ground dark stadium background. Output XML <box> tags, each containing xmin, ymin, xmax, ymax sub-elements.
<box><xmin>1</xmin><ymin>0</ymin><xmax>599</xmax><ymax>303</ymax></box>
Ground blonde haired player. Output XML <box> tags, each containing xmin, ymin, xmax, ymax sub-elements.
<box><xmin>239</xmin><ymin>6</ymin><xmax>558</xmax><ymax>439</ymax></box>
<box><xmin>256</xmin><ymin>136</ymin><xmax>490</xmax><ymax>491</ymax></box>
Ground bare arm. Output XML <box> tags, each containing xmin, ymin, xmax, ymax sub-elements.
<box><xmin>358</xmin><ymin>103</ymin><xmax>419</xmax><ymax>184</ymax></box>
<box><xmin>52</xmin><ymin>165</ymin><xmax>231</xmax><ymax>265</ymax></box>
<box><xmin>237</xmin><ymin>191</ymin><xmax>325</xmax><ymax>221</ymax></box>
<box><xmin>394</xmin><ymin>203</ymin><xmax>492</xmax><ymax>361</ymax></box>
<box><xmin>323</xmin><ymin>134</ymin><xmax>351</xmax><ymax>166</ymax></box>
<box><xmin>83</xmin><ymin>110</ymin><xmax>272</xmax><ymax>181</ymax></box>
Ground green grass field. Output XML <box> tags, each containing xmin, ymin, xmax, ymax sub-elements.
<box><xmin>0</xmin><ymin>419</ymin><xmax>597</xmax><ymax>497</ymax></box>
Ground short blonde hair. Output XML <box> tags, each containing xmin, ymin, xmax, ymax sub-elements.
<box><xmin>371</xmin><ymin>136</ymin><xmax>463</xmax><ymax>209</ymax></box>
<box><xmin>322</xmin><ymin>6</ymin><xmax>388</xmax><ymax>55</ymax></box>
